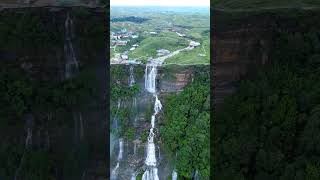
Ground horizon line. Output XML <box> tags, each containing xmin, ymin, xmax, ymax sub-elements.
<box><xmin>110</xmin><ymin>5</ymin><xmax>210</xmax><ymax>7</ymax></box>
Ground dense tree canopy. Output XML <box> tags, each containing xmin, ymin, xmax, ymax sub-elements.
<box><xmin>213</xmin><ymin>31</ymin><xmax>320</xmax><ymax>180</ymax></box>
<box><xmin>0</xmin><ymin>69</ymin><xmax>97</xmax><ymax>179</ymax></box>
<box><xmin>161</xmin><ymin>70</ymin><xmax>210</xmax><ymax>179</ymax></box>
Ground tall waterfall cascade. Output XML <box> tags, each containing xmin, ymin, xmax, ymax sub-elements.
<box><xmin>111</xmin><ymin>138</ymin><xmax>124</xmax><ymax>180</ymax></box>
<box><xmin>129</xmin><ymin>65</ymin><xmax>135</xmax><ymax>87</ymax></box>
<box><xmin>142</xmin><ymin>63</ymin><xmax>162</xmax><ymax>180</ymax></box>
<box><xmin>64</xmin><ymin>12</ymin><xmax>79</xmax><ymax>79</ymax></box>
<box><xmin>144</xmin><ymin>64</ymin><xmax>157</xmax><ymax>94</ymax></box>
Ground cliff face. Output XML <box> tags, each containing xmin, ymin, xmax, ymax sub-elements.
<box><xmin>213</xmin><ymin>9</ymin><xmax>320</xmax><ymax>108</ymax></box>
<box><xmin>110</xmin><ymin>64</ymin><xmax>209</xmax><ymax>179</ymax></box>
<box><xmin>0</xmin><ymin>7</ymin><xmax>107</xmax><ymax>180</ymax></box>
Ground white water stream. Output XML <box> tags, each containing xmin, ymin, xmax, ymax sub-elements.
<box><xmin>129</xmin><ymin>65</ymin><xmax>135</xmax><ymax>86</ymax></box>
<box><xmin>111</xmin><ymin>138</ymin><xmax>124</xmax><ymax>180</ymax></box>
<box><xmin>172</xmin><ymin>170</ymin><xmax>178</xmax><ymax>180</ymax></box>
<box><xmin>142</xmin><ymin>63</ymin><xmax>162</xmax><ymax>180</ymax></box>
<box><xmin>64</xmin><ymin>12</ymin><xmax>79</xmax><ymax>79</ymax></box>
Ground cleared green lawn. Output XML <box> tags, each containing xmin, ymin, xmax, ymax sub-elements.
<box><xmin>128</xmin><ymin>31</ymin><xmax>189</xmax><ymax>62</ymax></box>
<box><xmin>164</xmin><ymin>38</ymin><xmax>210</xmax><ymax>65</ymax></box>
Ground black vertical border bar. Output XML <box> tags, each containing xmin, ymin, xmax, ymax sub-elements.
<box><xmin>105</xmin><ymin>1</ymin><xmax>110</xmax><ymax>179</ymax></box>
<box><xmin>101</xmin><ymin>1</ymin><xmax>111</xmax><ymax>179</ymax></box>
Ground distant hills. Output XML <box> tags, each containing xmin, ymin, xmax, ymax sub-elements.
<box><xmin>111</xmin><ymin>16</ymin><xmax>149</xmax><ymax>23</ymax></box>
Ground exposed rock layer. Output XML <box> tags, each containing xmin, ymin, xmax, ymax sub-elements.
<box><xmin>213</xmin><ymin>9</ymin><xmax>320</xmax><ymax>109</ymax></box>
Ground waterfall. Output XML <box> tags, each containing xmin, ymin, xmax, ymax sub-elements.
<box><xmin>130</xmin><ymin>65</ymin><xmax>138</xmax><ymax>127</ymax></box>
<box><xmin>129</xmin><ymin>65</ymin><xmax>135</xmax><ymax>87</ymax></box>
<box><xmin>133</xmin><ymin>97</ymin><xmax>137</xmax><ymax>108</ymax></box>
<box><xmin>79</xmin><ymin>112</ymin><xmax>84</xmax><ymax>140</ymax></box>
<box><xmin>113</xmin><ymin>99</ymin><xmax>121</xmax><ymax>130</ymax></box>
<box><xmin>118</xmin><ymin>139</ymin><xmax>124</xmax><ymax>161</ymax></box>
<box><xmin>25</xmin><ymin>128</ymin><xmax>32</xmax><ymax>149</ymax></box>
<box><xmin>193</xmin><ymin>170</ymin><xmax>200</xmax><ymax>180</ymax></box>
<box><xmin>131</xmin><ymin>172</ymin><xmax>137</xmax><ymax>180</ymax></box>
<box><xmin>64</xmin><ymin>12</ymin><xmax>79</xmax><ymax>79</ymax></box>
<box><xmin>111</xmin><ymin>138</ymin><xmax>124</xmax><ymax>180</ymax></box>
<box><xmin>142</xmin><ymin>62</ymin><xmax>162</xmax><ymax>180</ymax></box>
<box><xmin>158</xmin><ymin>145</ymin><xmax>161</xmax><ymax>160</ymax></box>
<box><xmin>133</xmin><ymin>141</ymin><xmax>137</xmax><ymax>155</ymax></box>
<box><xmin>145</xmin><ymin>64</ymin><xmax>157</xmax><ymax>94</ymax></box>
<box><xmin>172</xmin><ymin>170</ymin><xmax>178</xmax><ymax>180</ymax></box>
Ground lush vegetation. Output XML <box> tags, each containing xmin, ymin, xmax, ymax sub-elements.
<box><xmin>110</xmin><ymin>66</ymin><xmax>141</xmax><ymax>138</ymax></box>
<box><xmin>0</xmin><ymin>8</ymin><xmax>106</xmax><ymax>180</ymax></box>
<box><xmin>213</xmin><ymin>31</ymin><xmax>320</xmax><ymax>179</ymax></box>
<box><xmin>0</xmin><ymin>10</ymin><xmax>63</xmax><ymax>53</ymax></box>
<box><xmin>111</xmin><ymin>8</ymin><xmax>210</xmax><ymax>65</ymax></box>
<box><xmin>128</xmin><ymin>31</ymin><xmax>190</xmax><ymax>63</ymax></box>
<box><xmin>161</xmin><ymin>69</ymin><xmax>210</xmax><ymax>179</ymax></box>
<box><xmin>0</xmin><ymin>67</ymin><xmax>97</xmax><ymax>179</ymax></box>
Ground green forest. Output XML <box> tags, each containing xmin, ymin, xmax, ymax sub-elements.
<box><xmin>213</xmin><ymin>31</ymin><xmax>320</xmax><ymax>179</ymax></box>
<box><xmin>161</xmin><ymin>69</ymin><xmax>210</xmax><ymax>179</ymax></box>
<box><xmin>0</xmin><ymin>8</ymin><xmax>106</xmax><ymax>180</ymax></box>
<box><xmin>0</xmin><ymin>68</ymin><xmax>97</xmax><ymax>180</ymax></box>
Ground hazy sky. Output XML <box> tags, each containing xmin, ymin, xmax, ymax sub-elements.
<box><xmin>110</xmin><ymin>0</ymin><xmax>210</xmax><ymax>7</ymax></box>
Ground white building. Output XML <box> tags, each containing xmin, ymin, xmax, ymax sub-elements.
<box><xmin>189</xmin><ymin>41</ymin><xmax>200</xmax><ymax>47</ymax></box>
<box><xmin>131</xmin><ymin>35</ymin><xmax>139</xmax><ymax>38</ymax></box>
<box><xmin>176</xmin><ymin>32</ymin><xmax>186</xmax><ymax>37</ymax></box>
<box><xmin>116</xmin><ymin>41</ymin><xmax>127</xmax><ymax>46</ymax></box>
<box><xmin>121</xmin><ymin>54</ymin><xmax>128</xmax><ymax>60</ymax></box>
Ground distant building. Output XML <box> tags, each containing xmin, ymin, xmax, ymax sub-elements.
<box><xmin>149</xmin><ymin>32</ymin><xmax>158</xmax><ymax>35</ymax></box>
<box><xmin>130</xmin><ymin>47</ymin><xmax>135</xmax><ymax>51</ymax></box>
<box><xmin>121</xmin><ymin>29</ymin><xmax>127</xmax><ymax>33</ymax></box>
<box><xmin>132</xmin><ymin>44</ymin><xmax>139</xmax><ymax>47</ymax></box>
<box><xmin>116</xmin><ymin>41</ymin><xmax>127</xmax><ymax>46</ymax></box>
<box><xmin>131</xmin><ymin>35</ymin><xmax>139</xmax><ymax>39</ymax></box>
<box><xmin>176</xmin><ymin>32</ymin><xmax>186</xmax><ymax>37</ymax></box>
<box><xmin>189</xmin><ymin>41</ymin><xmax>200</xmax><ymax>47</ymax></box>
<box><xmin>121</xmin><ymin>54</ymin><xmax>128</xmax><ymax>60</ymax></box>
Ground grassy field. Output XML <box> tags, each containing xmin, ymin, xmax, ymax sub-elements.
<box><xmin>213</xmin><ymin>0</ymin><xmax>320</xmax><ymax>9</ymax></box>
<box><xmin>110</xmin><ymin>7</ymin><xmax>210</xmax><ymax>65</ymax></box>
<box><xmin>165</xmin><ymin>38</ymin><xmax>210</xmax><ymax>65</ymax></box>
<box><xmin>128</xmin><ymin>31</ymin><xmax>189</xmax><ymax>62</ymax></box>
